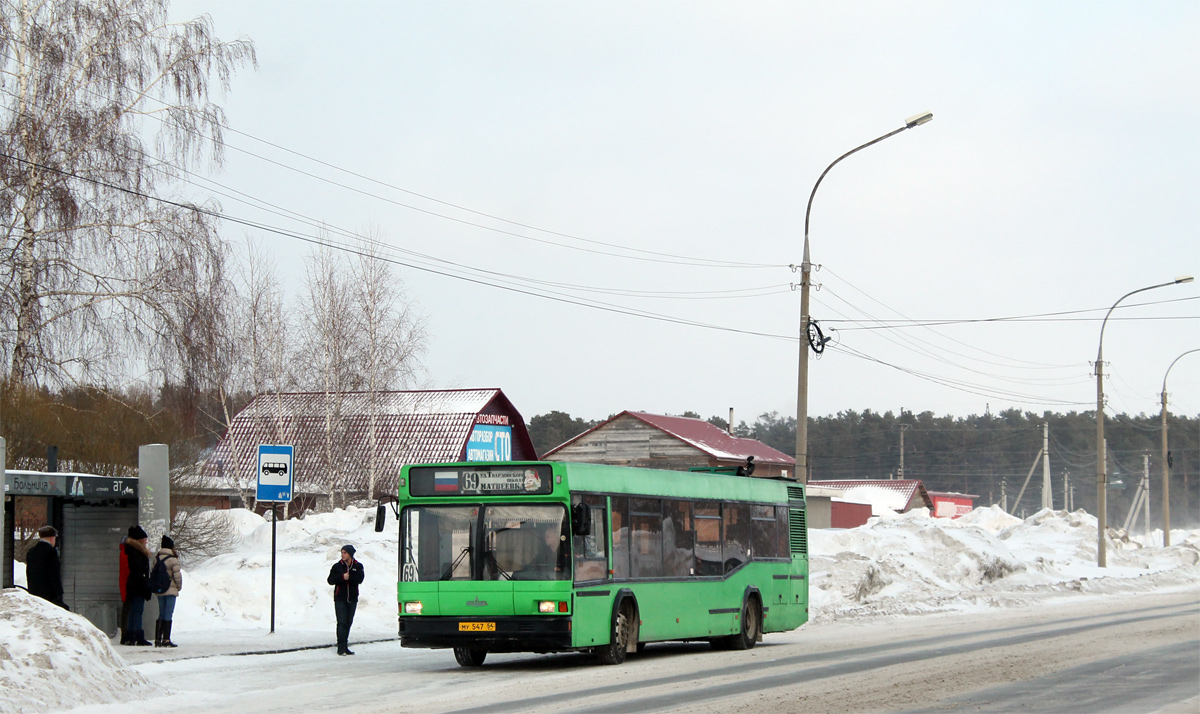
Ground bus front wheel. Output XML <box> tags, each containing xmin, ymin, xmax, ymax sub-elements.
<box><xmin>454</xmin><ymin>647</ymin><xmax>487</xmax><ymax>667</ymax></box>
<box><xmin>597</xmin><ymin>600</ymin><xmax>635</xmax><ymax>665</ymax></box>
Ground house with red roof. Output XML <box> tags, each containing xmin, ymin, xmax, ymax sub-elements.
<box><xmin>541</xmin><ymin>410</ymin><xmax>796</xmax><ymax>478</ymax></box>
<box><xmin>204</xmin><ymin>388</ymin><xmax>537</xmax><ymax>511</ymax></box>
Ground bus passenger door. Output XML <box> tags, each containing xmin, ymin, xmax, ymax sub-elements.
<box><xmin>570</xmin><ymin>495</ymin><xmax>612</xmax><ymax>648</ymax></box>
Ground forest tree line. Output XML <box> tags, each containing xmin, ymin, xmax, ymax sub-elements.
<box><xmin>528</xmin><ymin>408</ymin><xmax>1200</xmax><ymax>527</ymax></box>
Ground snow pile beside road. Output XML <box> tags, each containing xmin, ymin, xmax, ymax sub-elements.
<box><xmin>0</xmin><ymin>590</ymin><xmax>154</xmax><ymax>713</ymax></box>
<box><xmin>178</xmin><ymin>506</ymin><xmax>399</xmax><ymax>634</ymax></box>
<box><xmin>809</xmin><ymin>506</ymin><xmax>1200</xmax><ymax>622</ymax></box>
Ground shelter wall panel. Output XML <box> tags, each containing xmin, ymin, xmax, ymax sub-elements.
<box><xmin>3</xmin><ymin>497</ymin><xmax>13</xmax><ymax>588</ymax></box>
<box><xmin>62</xmin><ymin>504</ymin><xmax>136</xmax><ymax>637</ymax></box>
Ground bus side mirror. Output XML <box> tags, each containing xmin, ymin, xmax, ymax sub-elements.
<box><xmin>571</xmin><ymin>503</ymin><xmax>591</xmax><ymax>537</ymax></box>
<box><xmin>375</xmin><ymin>504</ymin><xmax>386</xmax><ymax>533</ymax></box>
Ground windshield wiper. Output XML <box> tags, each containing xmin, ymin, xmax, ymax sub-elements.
<box><xmin>483</xmin><ymin>549</ymin><xmax>511</xmax><ymax>581</ymax></box>
<box><xmin>441</xmin><ymin>546</ymin><xmax>471</xmax><ymax>581</ymax></box>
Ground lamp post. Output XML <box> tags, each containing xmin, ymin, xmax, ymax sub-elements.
<box><xmin>1095</xmin><ymin>276</ymin><xmax>1194</xmax><ymax>566</ymax></box>
<box><xmin>1161</xmin><ymin>348</ymin><xmax>1199</xmax><ymax>547</ymax></box>
<box><xmin>796</xmin><ymin>111</ymin><xmax>933</xmax><ymax>483</ymax></box>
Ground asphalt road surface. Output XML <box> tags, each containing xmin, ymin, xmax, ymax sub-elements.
<box><xmin>72</xmin><ymin>588</ymin><xmax>1198</xmax><ymax>714</ymax></box>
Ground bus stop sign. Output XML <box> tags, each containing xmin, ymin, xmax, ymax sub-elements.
<box><xmin>257</xmin><ymin>445</ymin><xmax>294</xmax><ymax>503</ymax></box>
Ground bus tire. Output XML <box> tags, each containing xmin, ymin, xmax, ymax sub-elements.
<box><xmin>711</xmin><ymin>596</ymin><xmax>761</xmax><ymax>651</ymax></box>
<box><xmin>597</xmin><ymin>600</ymin><xmax>635</xmax><ymax>665</ymax></box>
<box><xmin>453</xmin><ymin>647</ymin><xmax>487</xmax><ymax>667</ymax></box>
<box><xmin>729</xmin><ymin>597</ymin><xmax>761</xmax><ymax>650</ymax></box>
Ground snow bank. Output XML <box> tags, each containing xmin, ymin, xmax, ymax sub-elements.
<box><xmin>0</xmin><ymin>590</ymin><xmax>154</xmax><ymax>714</ymax></box>
<box><xmin>4</xmin><ymin>503</ymin><xmax>1196</xmax><ymax>712</ymax></box>
<box><xmin>178</xmin><ymin>506</ymin><xmax>399</xmax><ymax>634</ymax></box>
<box><xmin>810</xmin><ymin>507</ymin><xmax>1200</xmax><ymax>622</ymax></box>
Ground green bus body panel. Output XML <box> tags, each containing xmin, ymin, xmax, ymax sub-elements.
<box><xmin>396</xmin><ymin>461</ymin><xmax>809</xmax><ymax>651</ymax></box>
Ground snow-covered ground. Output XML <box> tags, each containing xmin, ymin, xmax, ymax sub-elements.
<box><xmin>2</xmin><ymin>505</ymin><xmax>1198</xmax><ymax>714</ymax></box>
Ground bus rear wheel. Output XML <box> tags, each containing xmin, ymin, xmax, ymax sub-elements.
<box><xmin>453</xmin><ymin>647</ymin><xmax>487</xmax><ymax>667</ymax></box>
<box><xmin>712</xmin><ymin>598</ymin><xmax>761</xmax><ymax>651</ymax></box>
<box><xmin>597</xmin><ymin>600</ymin><xmax>635</xmax><ymax>665</ymax></box>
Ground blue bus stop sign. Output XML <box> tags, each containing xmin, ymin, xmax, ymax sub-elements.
<box><xmin>257</xmin><ymin>445</ymin><xmax>294</xmax><ymax>503</ymax></box>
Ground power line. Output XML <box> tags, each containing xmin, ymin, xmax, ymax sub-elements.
<box><xmin>0</xmin><ymin>151</ymin><xmax>802</xmax><ymax>344</ymax></box>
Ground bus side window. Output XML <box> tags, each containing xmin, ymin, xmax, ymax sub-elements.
<box><xmin>694</xmin><ymin>501</ymin><xmax>722</xmax><ymax>576</ymax></box>
<box><xmin>610</xmin><ymin>496</ymin><xmax>630</xmax><ymax>580</ymax></box>
<box><xmin>573</xmin><ymin>494</ymin><xmax>609</xmax><ymax>582</ymax></box>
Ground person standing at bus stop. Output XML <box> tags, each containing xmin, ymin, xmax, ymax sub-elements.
<box><xmin>327</xmin><ymin>544</ymin><xmax>364</xmax><ymax>656</ymax></box>
<box><xmin>26</xmin><ymin>525</ymin><xmax>67</xmax><ymax>609</ymax></box>
<box><xmin>124</xmin><ymin>526</ymin><xmax>153</xmax><ymax>646</ymax></box>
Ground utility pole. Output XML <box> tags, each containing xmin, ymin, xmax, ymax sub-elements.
<box><xmin>1041</xmin><ymin>423</ymin><xmax>1053</xmax><ymax>510</ymax></box>
<box><xmin>1063</xmin><ymin>471</ymin><xmax>1069</xmax><ymax>513</ymax></box>
<box><xmin>1160</xmin><ymin>349</ymin><xmax>1198</xmax><ymax>547</ymax></box>
<box><xmin>898</xmin><ymin>425</ymin><xmax>909</xmax><ymax>480</ymax></box>
<box><xmin>1144</xmin><ymin>452</ymin><xmax>1151</xmax><ymax>541</ymax></box>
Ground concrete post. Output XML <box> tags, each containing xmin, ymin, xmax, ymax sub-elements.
<box><xmin>138</xmin><ymin>444</ymin><xmax>170</xmax><ymax>626</ymax></box>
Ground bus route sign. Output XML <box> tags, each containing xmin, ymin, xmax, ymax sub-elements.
<box><xmin>256</xmin><ymin>444</ymin><xmax>294</xmax><ymax>503</ymax></box>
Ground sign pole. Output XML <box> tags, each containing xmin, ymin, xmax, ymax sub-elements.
<box><xmin>256</xmin><ymin>444</ymin><xmax>293</xmax><ymax>637</ymax></box>
<box><xmin>270</xmin><ymin>504</ymin><xmax>277</xmax><ymax>634</ymax></box>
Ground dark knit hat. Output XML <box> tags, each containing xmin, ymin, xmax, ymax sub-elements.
<box><xmin>341</xmin><ymin>544</ymin><xmax>356</xmax><ymax>556</ymax></box>
<box><xmin>128</xmin><ymin>525</ymin><xmax>147</xmax><ymax>540</ymax></box>
<box><xmin>38</xmin><ymin>525</ymin><xmax>58</xmax><ymax>538</ymax></box>
<box><xmin>161</xmin><ymin>535</ymin><xmax>175</xmax><ymax>549</ymax></box>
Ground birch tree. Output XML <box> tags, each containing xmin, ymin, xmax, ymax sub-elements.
<box><xmin>0</xmin><ymin>0</ymin><xmax>255</xmax><ymax>386</ymax></box>
<box><xmin>350</xmin><ymin>230</ymin><xmax>426</xmax><ymax>500</ymax></box>
<box><xmin>219</xmin><ymin>237</ymin><xmax>290</xmax><ymax>508</ymax></box>
<box><xmin>295</xmin><ymin>243</ymin><xmax>362</xmax><ymax>509</ymax></box>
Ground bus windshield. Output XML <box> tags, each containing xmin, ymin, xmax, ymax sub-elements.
<box><xmin>402</xmin><ymin>504</ymin><xmax>569</xmax><ymax>582</ymax></box>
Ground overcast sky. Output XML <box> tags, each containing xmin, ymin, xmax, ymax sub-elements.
<box><xmin>168</xmin><ymin>1</ymin><xmax>1198</xmax><ymax>426</ymax></box>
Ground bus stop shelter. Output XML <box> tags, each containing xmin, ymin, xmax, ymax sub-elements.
<box><xmin>3</xmin><ymin>468</ymin><xmax>138</xmax><ymax>635</ymax></box>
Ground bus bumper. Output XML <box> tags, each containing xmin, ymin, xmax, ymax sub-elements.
<box><xmin>399</xmin><ymin>616</ymin><xmax>574</xmax><ymax>652</ymax></box>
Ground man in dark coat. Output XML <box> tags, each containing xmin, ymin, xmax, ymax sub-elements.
<box><xmin>327</xmin><ymin>544</ymin><xmax>365</xmax><ymax>656</ymax></box>
<box><xmin>26</xmin><ymin>525</ymin><xmax>67</xmax><ymax>609</ymax></box>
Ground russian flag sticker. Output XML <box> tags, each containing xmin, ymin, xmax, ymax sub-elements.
<box><xmin>434</xmin><ymin>471</ymin><xmax>459</xmax><ymax>492</ymax></box>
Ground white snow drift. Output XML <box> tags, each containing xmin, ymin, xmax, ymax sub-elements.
<box><xmin>2</xmin><ymin>504</ymin><xmax>1197</xmax><ymax>713</ymax></box>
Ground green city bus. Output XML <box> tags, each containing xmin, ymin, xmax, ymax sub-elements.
<box><xmin>394</xmin><ymin>460</ymin><xmax>808</xmax><ymax>666</ymax></box>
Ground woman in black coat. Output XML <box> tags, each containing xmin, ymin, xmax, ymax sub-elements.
<box><xmin>124</xmin><ymin>526</ymin><xmax>153</xmax><ymax>646</ymax></box>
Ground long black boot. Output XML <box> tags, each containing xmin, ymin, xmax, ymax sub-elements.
<box><xmin>154</xmin><ymin>620</ymin><xmax>163</xmax><ymax>647</ymax></box>
<box><xmin>161</xmin><ymin>620</ymin><xmax>177</xmax><ymax>648</ymax></box>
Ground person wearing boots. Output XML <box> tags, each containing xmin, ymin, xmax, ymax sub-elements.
<box><xmin>26</xmin><ymin>525</ymin><xmax>67</xmax><ymax>609</ymax></box>
<box><xmin>118</xmin><ymin>533</ymin><xmax>131</xmax><ymax>644</ymax></box>
<box><xmin>327</xmin><ymin>544</ymin><xmax>365</xmax><ymax>656</ymax></box>
<box><xmin>124</xmin><ymin>526</ymin><xmax>153</xmax><ymax>646</ymax></box>
<box><xmin>154</xmin><ymin>535</ymin><xmax>183</xmax><ymax>648</ymax></box>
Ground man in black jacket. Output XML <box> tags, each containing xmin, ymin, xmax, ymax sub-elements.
<box><xmin>26</xmin><ymin>526</ymin><xmax>67</xmax><ymax>609</ymax></box>
<box><xmin>327</xmin><ymin>544</ymin><xmax>365</xmax><ymax>656</ymax></box>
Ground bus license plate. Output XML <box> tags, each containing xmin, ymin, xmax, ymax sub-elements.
<box><xmin>459</xmin><ymin>622</ymin><xmax>495</xmax><ymax>632</ymax></box>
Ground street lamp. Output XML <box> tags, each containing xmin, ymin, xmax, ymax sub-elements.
<box><xmin>796</xmin><ymin>111</ymin><xmax>933</xmax><ymax>482</ymax></box>
<box><xmin>1161</xmin><ymin>348</ymin><xmax>1199</xmax><ymax>547</ymax></box>
<box><xmin>1095</xmin><ymin>276</ymin><xmax>1194</xmax><ymax>566</ymax></box>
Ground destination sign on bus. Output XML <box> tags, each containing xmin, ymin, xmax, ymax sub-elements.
<box><xmin>409</xmin><ymin>465</ymin><xmax>553</xmax><ymax>496</ymax></box>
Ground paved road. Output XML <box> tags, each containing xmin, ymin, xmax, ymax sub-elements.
<box><xmin>71</xmin><ymin>588</ymin><xmax>1198</xmax><ymax>714</ymax></box>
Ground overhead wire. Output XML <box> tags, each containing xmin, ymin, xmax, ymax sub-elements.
<box><xmin>821</xmin><ymin>266</ymin><xmax>1080</xmax><ymax>370</ymax></box>
<box><xmin>0</xmin><ymin>151</ymin><xmax>804</xmax><ymax>344</ymax></box>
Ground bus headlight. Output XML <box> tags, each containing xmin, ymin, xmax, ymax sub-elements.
<box><xmin>404</xmin><ymin>601</ymin><xmax>423</xmax><ymax>615</ymax></box>
<box><xmin>538</xmin><ymin>601</ymin><xmax>556</xmax><ymax>613</ymax></box>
